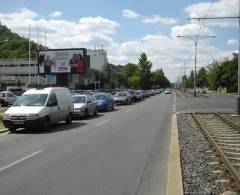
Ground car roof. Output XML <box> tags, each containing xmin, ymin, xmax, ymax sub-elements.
<box><xmin>24</xmin><ymin>87</ymin><xmax>68</xmax><ymax>94</ymax></box>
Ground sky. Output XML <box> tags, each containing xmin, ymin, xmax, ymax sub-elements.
<box><xmin>0</xmin><ymin>0</ymin><xmax>238</xmax><ymax>82</ymax></box>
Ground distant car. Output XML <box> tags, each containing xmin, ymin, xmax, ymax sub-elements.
<box><xmin>148</xmin><ymin>90</ymin><xmax>156</xmax><ymax>96</ymax></box>
<box><xmin>93</xmin><ymin>93</ymin><xmax>114</xmax><ymax>112</ymax></box>
<box><xmin>72</xmin><ymin>94</ymin><xmax>97</xmax><ymax>118</ymax></box>
<box><xmin>113</xmin><ymin>92</ymin><xmax>131</xmax><ymax>105</ymax></box>
<box><xmin>164</xmin><ymin>88</ymin><xmax>172</xmax><ymax>94</ymax></box>
<box><xmin>0</xmin><ymin>91</ymin><xmax>17</xmax><ymax>106</ymax></box>
<box><xmin>135</xmin><ymin>91</ymin><xmax>144</xmax><ymax>101</ymax></box>
<box><xmin>155</xmin><ymin>89</ymin><xmax>162</xmax><ymax>94</ymax></box>
<box><xmin>126</xmin><ymin>89</ymin><xmax>137</xmax><ymax>102</ymax></box>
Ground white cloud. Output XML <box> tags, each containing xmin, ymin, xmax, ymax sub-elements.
<box><xmin>0</xmin><ymin>8</ymin><xmax>119</xmax><ymax>48</ymax></box>
<box><xmin>185</xmin><ymin>0</ymin><xmax>238</xmax><ymax>27</ymax></box>
<box><xmin>49</xmin><ymin>11</ymin><xmax>62</xmax><ymax>18</ymax></box>
<box><xmin>142</xmin><ymin>15</ymin><xmax>177</xmax><ymax>25</ymax></box>
<box><xmin>171</xmin><ymin>24</ymin><xmax>215</xmax><ymax>38</ymax></box>
<box><xmin>108</xmin><ymin>30</ymin><xmax>232</xmax><ymax>82</ymax></box>
<box><xmin>122</xmin><ymin>9</ymin><xmax>139</xmax><ymax>18</ymax></box>
<box><xmin>227</xmin><ymin>39</ymin><xmax>238</xmax><ymax>46</ymax></box>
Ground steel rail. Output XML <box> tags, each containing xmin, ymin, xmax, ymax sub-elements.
<box><xmin>214</xmin><ymin>113</ymin><xmax>240</xmax><ymax>132</ymax></box>
<box><xmin>192</xmin><ymin>112</ymin><xmax>240</xmax><ymax>187</ymax></box>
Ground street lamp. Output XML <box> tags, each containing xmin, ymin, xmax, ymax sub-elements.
<box><xmin>177</xmin><ymin>35</ymin><xmax>215</xmax><ymax>97</ymax></box>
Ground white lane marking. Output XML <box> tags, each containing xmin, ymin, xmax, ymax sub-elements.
<box><xmin>96</xmin><ymin>119</ymin><xmax>111</xmax><ymax>126</ymax></box>
<box><xmin>126</xmin><ymin>108</ymin><xmax>133</xmax><ymax>112</ymax></box>
<box><xmin>0</xmin><ymin>150</ymin><xmax>43</xmax><ymax>173</ymax></box>
<box><xmin>173</xmin><ymin>92</ymin><xmax>176</xmax><ymax>113</ymax></box>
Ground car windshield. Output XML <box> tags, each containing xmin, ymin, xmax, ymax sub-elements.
<box><xmin>93</xmin><ymin>94</ymin><xmax>106</xmax><ymax>100</ymax></box>
<box><xmin>73</xmin><ymin>96</ymin><xmax>86</xmax><ymax>103</ymax></box>
<box><xmin>14</xmin><ymin>94</ymin><xmax>48</xmax><ymax>106</ymax></box>
<box><xmin>116</xmin><ymin>93</ymin><xmax>127</xmax><ymax>97</ymax></box>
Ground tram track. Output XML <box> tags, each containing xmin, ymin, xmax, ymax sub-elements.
<box><xmin>192</xmin><ymin>112</ymin><xmax>240</xmax><ymax>188</ymax></box>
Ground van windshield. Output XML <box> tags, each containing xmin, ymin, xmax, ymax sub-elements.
<box><xmin>14</xmin><ymin>94</ymin><xmax>48</xmax><ymax>106</ymax></box>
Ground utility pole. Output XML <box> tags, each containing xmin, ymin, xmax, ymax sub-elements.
<box><xmin>28</xmin><ymin>24</ymin><xmax>31</xmax><ymax>86</ymax></box>
<box><xmin>37</xmin><ymin>27</ymin><xmax>39</xmax><ymax>85</ymax></box>
<box><xmin>177</xmin><ymin>35</ymin><xmax>215</xmax><ymax>97</ymax></box>
<box><xmin>189</xmin><ymin>1</ymin><xmax>240</xmax><ymax>113</ymax></box>
<box><xmin>183</xmin><ymin>62</ymin><xmax>186</xmax><ymax>92</ymax></box>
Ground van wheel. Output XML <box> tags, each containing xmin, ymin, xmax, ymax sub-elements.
<box><xmin>9</xmin><ymin>128</ymin><xmax>16</xmax><ymax>133</ymax></box>
<box><xmin>84</xmin><ymin>110</ymin><xmax>88</xmax><ymax>119</ymax></box>
<box><xmin>66</xmin><ymin>113</ymin><xmax>72</xmax><ymax>124</ymax></box>
<box><xmin>42</xmin><ymin>118</ymin><xmax>49</xmax><ymax>131</ymax></box>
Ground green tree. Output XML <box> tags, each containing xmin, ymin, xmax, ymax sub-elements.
<box><xmin>128</xmin><ymin>75</ymin><xmax>141</xmax><ymax>88</ymax></box>
<box><xmin>196</xmin><ymin>67</ymin><xmax>208</xmax><ymax>88</ymax></box>
<box><xmin>138</xmin><ymin>53</ymin><xmax>152</xmax><ymax>89</ymax></box>
<box><xmin>151</xmin><ymin>68</ymin><xmax>170</xmax><ymax>88</ymax></box>
<box><xmin>185</xmin><ymin>70</ymin><xmax>194</xmax><ymax>88</ymax></box>
<box><xmin>0</xmin><ymin>23</ymin><xmax>45</xmax><ymax>59</ymax></box>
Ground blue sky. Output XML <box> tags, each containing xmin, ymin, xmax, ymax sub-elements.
<box><xmin>0</xmin><ymin>0</ymin><xmax>238</xmax><ymax>81</ymax></box>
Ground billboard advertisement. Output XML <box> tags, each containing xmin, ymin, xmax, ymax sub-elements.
<box><xmin>38</xmin><ymin>48</ymin><xmax>86</xmax><ymax>74</ymax></box>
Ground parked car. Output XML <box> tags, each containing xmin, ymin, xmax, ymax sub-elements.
<box><xmin>135</xmin><ymin>91</ymin><xmax>144</xmax><ymax>101</ymax></box>
<box><xmin>72</xmin><ymin>94</ymin><xmax>97</xmax><ymax>118</ymax></box>
<box><xmin>148</xmin><ymin>89</ymin><xmax>156</xmax><ymax>96</ymax></box>
<box><xmin>0</xmin><ymin>91</ymin><xmax>18</xmax><ymax>107</ymax></box>
<box><xmin>2</xmin><ymin>87</ymin><xmax>73</xmax><ymax>132</ymax></box>
<box><xmin>93</xmin><ymin>93</ymin><xmax>114</xmax><ymax>112</ymax></box>
<box><xmin>164</xmin><ymin>88</ymin><xmax>172</xmax><ymax>94</ymax></box>
<box><xmin>126</xmin><ymin>89</ymin><xmax>137</xmax><ymax>102</ymax></box>
<box><xmin>113</xmin><ymin>91</ymin><xmax>132</xmax><ymax>105</ymax></box>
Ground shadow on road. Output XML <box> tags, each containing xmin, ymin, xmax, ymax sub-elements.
<box><xmin>9</xmin><ymin>121</ymin><xmax>87</xmax><ymax>134</ymax></box>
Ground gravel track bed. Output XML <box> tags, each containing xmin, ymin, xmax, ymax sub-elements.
<box><xmin>221</xmin><ymin>114</ymin><xmax>240</xmax><ymax>127</ymax></box>
<box><xmin>177</xmin><ymin>113</ymin><xmax>240</xmax><ymax>195</ymax></box>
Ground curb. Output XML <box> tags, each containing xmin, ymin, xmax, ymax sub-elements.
<box><xmin>0</xmin><ymin>128</ymin><xmax>9</xmax><ymax>133</ymax></box>
<box><xmin>166</xmin><ymin>114</ymin><xmax>183</xmax><ymax>195</ymax></box>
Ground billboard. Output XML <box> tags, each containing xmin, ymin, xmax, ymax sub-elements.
<box><xmin>38</xmin><ymin>48</ymin><xmax>86</xmax><ymax>74</ymax></box>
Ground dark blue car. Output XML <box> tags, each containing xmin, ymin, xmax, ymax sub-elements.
<box><xmin>93</xmin><ymin>93</ymin><xmax>114</xmax><ymax>112</ymax></box>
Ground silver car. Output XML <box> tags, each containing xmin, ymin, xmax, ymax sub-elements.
<box><xmin>113</xmin><ymin>91</ymin><xmax>131</xmax><ymax>105</ymax></box>
<box><xmin>72</xmin><ymin>94</ymin><xmax>98</xmax><ymax>118</ymax></box>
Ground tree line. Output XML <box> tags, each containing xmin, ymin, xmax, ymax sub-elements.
<box><xmin>184</xmin><ymin>53</ymin><xmax>238</xmax><ymax>93</ymax></box>
<box><xmin>92</xmin><ymin>53</ymin><xmax>171</xmax><ymax>90</ymax></box>
<box><xmin>0</xmin><ymin>23</ymin><xmax>45</xmax><ymax>59</ymax></box>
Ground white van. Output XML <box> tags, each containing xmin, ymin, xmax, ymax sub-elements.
<box><xmin>2</xmin><ymin>87</ymin><xmax>73</xmax><ymax>132</ymax></box>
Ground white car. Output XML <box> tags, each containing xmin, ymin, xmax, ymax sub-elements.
<box><xmin>2</xmin><ymin>87</ymin><xmax>73</xmax><ymax>132</ymax></box>
<box><xmin>164</xmin><ymin>88</ymin><xmax>172</xmax><ymax>94</ymax></box>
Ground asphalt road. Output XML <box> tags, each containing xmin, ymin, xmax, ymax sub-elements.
<box><xmin>0</xmin><ymin>93</ymin><xmax>173</xmax><ymax>195</ymax></box>
<box><xmin>176</xmin><ymin>91</ymin><xmax>236</xmax><ymax>113</ymax></box>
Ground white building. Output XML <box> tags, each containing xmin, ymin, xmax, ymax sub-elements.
<box><xmin>87</xmin><ymin>49</ymin><xmax>108</xmax><ymax>70</ymax></box>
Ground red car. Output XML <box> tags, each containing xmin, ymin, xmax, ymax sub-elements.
<box><xmin>0</xmin><ymin>91</ymin><xmax>17</xmax><ymax>107</ymax></box>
